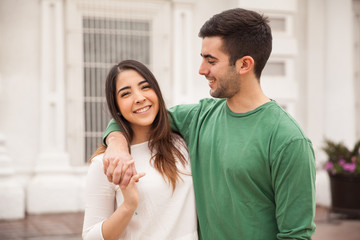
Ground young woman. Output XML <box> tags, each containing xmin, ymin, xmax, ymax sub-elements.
<box><xmin>82</xmin><ymin>60</ymin><xmax>197</xmax><ymax>240</ymax></box>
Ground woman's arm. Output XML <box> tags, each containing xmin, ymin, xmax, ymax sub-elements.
<box><xmin>83</xmin><ymin>156</ymin><xmax>144</xmax><ymax>240</ymax></box>
<box><xmin>102</xmin><ymin>166</ymin><xmax>145</xmax><ymax>240</ymax></box>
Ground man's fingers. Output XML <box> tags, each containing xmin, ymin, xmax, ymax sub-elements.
<box><xmin>112</xmin><ymin>160</ymin><xmax>135</xmax><ymax>185</ymax></box>
<box><xmin>120</xmin><ymin>169</ymin><xmax>134</xmax><ymax>188</ymax></box>
<box><xmin>112</xmin><ymin>164</ymin><xmax>123</xmax><ymax>185</ymax></box>
<box><xmin>106</xmin><ymin>160</ymin><xmax>119</xmax><ymax>182</ymax></box>
<box><xmin>105</xmin><ymin>164</ymin><xmax>114</xmax><ymax>182</ymax></box>
<box><xmin>122</xmin><ymin>160</ymin><xmax>135</xmax><ymax>172</ymax></box>
<box><xmin>118</xmin><ymin>161</ymin><xmax>134</xmax><ymax>187</ymax></box>
<box><xmin>103</xmin><ymin>158</ymin><xmax>109</xmax><ymax>175</ymax></box>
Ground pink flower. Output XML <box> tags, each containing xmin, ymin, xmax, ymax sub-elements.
<box><xmin>343</xmin><ymin>163</ymin><xmax>356</xmax><ymax>172</ymax></box>
<box><xmin>324</xmin><ymin>162</ymin><xmax>333</xmax><ymax>170</ymax></box>
<box><xmin>339</xmin><ymin>159</ymin><xmax>345</xmax><ymax>166</ymax></box>
<box><xmin>351</xmin><ymin>156</ymin><xmax>356</xmax><ymax>163</ymax></box>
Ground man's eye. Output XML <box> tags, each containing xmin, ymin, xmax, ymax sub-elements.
<box><xmin>208</xmin><ymin>60</ymin><xmax>215</xmax><ymax>64</ymax></box>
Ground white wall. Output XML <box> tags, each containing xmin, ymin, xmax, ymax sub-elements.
<box><xmin>0</xmin><ymin>0</ymin><xmax>358</xmax><ymax>217</ymax></box>
<box><xmin>0</xmin><ymin>0</ymin><xmax>41</xmax><ymax>178</ymax></box>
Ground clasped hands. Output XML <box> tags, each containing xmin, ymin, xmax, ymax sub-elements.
<box><xmin>103</xmin><ymin>151</ymin><xmax>138</xmax><ymax>188</ymax></box>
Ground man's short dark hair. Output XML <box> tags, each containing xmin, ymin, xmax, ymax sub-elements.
<box><xmin>199</xmin><ymin>8</ymin><xmax>272</xmax><ymax>79</ymax></box>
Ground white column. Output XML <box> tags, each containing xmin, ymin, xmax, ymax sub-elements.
<box><xmin>307</xmin><ymin>0</ymin><xmax>330</xmax><ymax>207</ymax></box>
<box><xmin>27</xmin><ymin>0</ymin><xmax>80</xmax><ymax>214</ymax></box>
<box><xmin>0</xmin><ymin>73</ymin><xmax>25</xmax><ymax>219</ymax></box>
<box><xmin>307</xmin><ymin>0</ymin><xmax>356</xmax><ymax>207</ymax></box>
<box><xmin>323</xmin><ymin>0</ymin><xmax>356</xmax><ymax>146</ymax></box>
<box><xmin>172</xmin><ymin>0</ymin><xmax>194</xmax><ymax>105</ymax></box>
<box><xmin>306</xmin><ymin>0</ymin><xmax>326</xmax><ymax>160</ymax></box>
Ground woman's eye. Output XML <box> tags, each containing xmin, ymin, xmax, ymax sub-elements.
<box><xmin>120</xmin><ymin>92</ymin><xmax>130</xmax><ymax>97</ymax></box>
<box><xmin>142</xmin><ymin>85</ymin><xmax>151</xmax><ymax>90</ymax></box>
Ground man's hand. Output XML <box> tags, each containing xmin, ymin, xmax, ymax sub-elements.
<box><xmin>103</xmin><ymin>131</ymin><xmax>137</xmax><ymax>188</ymax></box>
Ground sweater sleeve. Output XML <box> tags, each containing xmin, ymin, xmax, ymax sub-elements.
<box><xmin>82</xmin><ymin>155</ymin><xmax>117</xmax><ymax>240</ymax></box>
<box><xmin>271</xmin><ymin>139</ymin><xmax>316</xmax><ymax>239</ymax></box>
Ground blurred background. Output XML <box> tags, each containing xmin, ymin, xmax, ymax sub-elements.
<box><xmin>0</xmin><ymin>0</ymin><xmax>359</xmax><ymax>238</ymax></box>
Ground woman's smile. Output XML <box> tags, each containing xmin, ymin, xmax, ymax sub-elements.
<box><xmin>134</xmin><ymin>105</ymin><xmax>152</xmax><ymax>114</ymax></box>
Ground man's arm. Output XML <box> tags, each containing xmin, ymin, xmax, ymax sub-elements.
<box><xmin>273</xmin><ymin>139</ymin><xmax>316</xmax><ymax>239</ymax></box>
<box><xmin>103</xmin><ymin>101</ymin><xmax>203</xmax><ymax>186</ymax></box>
<box><xmin>103</xmin><ymin>131</ymin><xmax>136</xmax><ymax>187</ymax></box>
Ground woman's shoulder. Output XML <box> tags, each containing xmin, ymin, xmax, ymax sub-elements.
<box><xmin>88</xmin><ymin>153</ymin><xmax>105</xmax><ymax>171</ymax></box>
<box><xmin>89</xmin><ymin>153</ymin><xmax>105</xmax><ymax>163</ymax></box>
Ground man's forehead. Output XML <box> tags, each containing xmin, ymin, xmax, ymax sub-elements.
<box><xmin>201</xmin><ymin>36</ymin><xmax>227</xmax><ymax>57</ymax></box>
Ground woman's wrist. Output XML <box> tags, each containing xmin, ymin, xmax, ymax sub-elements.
<box><xmin>121</xmin><ymin>202</ymin><xmax>137</xmax><ymax>213</ymax></box>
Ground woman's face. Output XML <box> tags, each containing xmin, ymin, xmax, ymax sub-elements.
<box><xmin>115</xmin><ymin>69</ymin><xmax>159</xmax><ymax>135</ymax></box>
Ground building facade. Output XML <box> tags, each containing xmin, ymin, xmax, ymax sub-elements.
<box><xmin>0</xmin><ymin>0</ymin><xmax>358</xmax><ymax>219</ymax></box>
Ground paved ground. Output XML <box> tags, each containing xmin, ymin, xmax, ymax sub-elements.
<box><xmin>0</xmin><ymin>206</ymin><xmax>359</xmax><ymax>239</ymax></box>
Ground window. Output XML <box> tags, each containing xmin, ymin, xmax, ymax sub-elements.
<box><xmin>262</xmin><ymin>61</ymin><xmax>286</xmax><ymax>77</ymax></box>
<box><xmin>83</xmin><ymin>17</ymin><xmax>150</xmax><ymax>161</ymax></box>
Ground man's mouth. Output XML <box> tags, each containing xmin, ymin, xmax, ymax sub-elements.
<box><xmin>206</xmin><ymin>75</ymin><xmax>215</xmax><ymax>84</ymax></box>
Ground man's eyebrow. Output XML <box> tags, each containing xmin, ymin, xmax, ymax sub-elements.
<box><xmin>200</xmin><ymin>53</ymin><xmax>217</xmax><ymax>59</ymax></box>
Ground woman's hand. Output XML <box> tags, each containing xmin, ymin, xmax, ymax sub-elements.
<box><xmin>120</xmin><ymin>161</ymin><xmax>146</xmax><ymax>211</ymax></box>
<box><xmin>101</xmin><ymin>162</ymin><xmax>145</xmax><ymax>240</ymax></box>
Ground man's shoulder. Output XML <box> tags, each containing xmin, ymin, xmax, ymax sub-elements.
<box><xmin>265</xmin><ymin>102</ymin><xmax>310</xmax><ymax>141</ymax></box>
<box><xmin>170</xmin><ymin>98</ymin><xmax>225</xmax><ymax>114</ymax></box>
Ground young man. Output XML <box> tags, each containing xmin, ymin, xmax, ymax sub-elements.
<box><xmin>103</xmin><ymin>8</ymin><xmax>316</xmax><ymax>239</ymax></box>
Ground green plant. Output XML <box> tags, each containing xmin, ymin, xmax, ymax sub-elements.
<box><xmin>322</xmin><ymin>139</ymin><xmax>360</xmax><ymax>175</ymax></box>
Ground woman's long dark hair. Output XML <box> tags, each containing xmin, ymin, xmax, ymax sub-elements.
<box><xmin>102</xmin><ymin>60</ymin><xmax>187</xmax><ymax>190</ymax></box>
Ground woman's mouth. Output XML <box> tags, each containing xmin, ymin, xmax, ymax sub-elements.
<box><xmin>134</xmin><ymin>106</ymin><xmax>151</xmax><ymax>113</ymax></box>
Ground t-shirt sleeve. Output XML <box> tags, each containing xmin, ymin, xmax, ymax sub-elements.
<box><xmin>103</xmin><ymin>100</ymin><xmax>206</xmax><ymax>145</ymax></box>
<box><xmin>102</xmin><ymin>119</ymin><xmax>122</xmax><ymax>145</ymax></box>
<box><xmin>271</xmin><ymin>138</ymin><xmax>316</xmax><ymax>239</ymax></box>
<box><xmin>82</xmin><ymin>155</ymin><xmax>117</xmax><ymax>240</ymax></box>
<box><xmin>168</xmin><ymin>103</ymin><xmax>199</xmax><ymax>138</ymax></box>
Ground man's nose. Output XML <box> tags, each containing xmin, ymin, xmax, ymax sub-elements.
<box><xmin>198</xmin><ymin>61</ymin><xmax>209</xmax><ymax>76</ymax></box>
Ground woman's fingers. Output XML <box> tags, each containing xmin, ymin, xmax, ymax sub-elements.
<box><xmin>131</xmin><ymin>172</ymin><xmax>146</xmax><ymax>183</ymax></box>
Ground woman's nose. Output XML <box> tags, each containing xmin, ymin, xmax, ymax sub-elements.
<box><xmin>135</xmin><ymin>93</ymin><xmax>146</xmax><ymax>104</ymax></box>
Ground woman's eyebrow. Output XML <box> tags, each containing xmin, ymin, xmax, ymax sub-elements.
<box><xmin>117</xmin><ymin>80</ymin><xmax>148</xmax><ymax>94</ymax></box>
<box><xmin>117</xmin><ymin>86</ymin><xmax>130</xmax><ymax>95</ymax></box>
<box><xmin>138</xmin><ymin>80</ymin><xmax>148</xmax><ymax>85</ymax></box>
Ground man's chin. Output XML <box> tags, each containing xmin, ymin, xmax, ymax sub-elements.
<box><xmin>210</xmin><ymin>90</ymin><xmax>221</xmax><ymax>98</ymax></box>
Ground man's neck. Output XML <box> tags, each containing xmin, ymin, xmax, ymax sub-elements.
<box><xmin>226</xmin><ymin>84</ymin><xmax>270</xmax><ymax>113</ymax></box>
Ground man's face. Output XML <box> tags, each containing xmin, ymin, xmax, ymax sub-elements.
<box><xmin>199</xmin><ymin>36</ymin><xmax>240</xmax><ymax>99</ymax></box>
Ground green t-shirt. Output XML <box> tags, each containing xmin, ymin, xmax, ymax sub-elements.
<box><xmin>104</xmin><ymin>98</ymin><xmax>316</xmax><ymax>240</ymax></box>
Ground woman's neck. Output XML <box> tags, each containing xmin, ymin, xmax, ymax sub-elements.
<box><xmin>130</xmin><ymin>125</ymin><xmax>151</xmax><ymax>145</ymax></box>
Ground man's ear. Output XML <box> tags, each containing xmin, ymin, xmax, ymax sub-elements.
<box><xmin>235</xmin><ymin>56</ymin><xmax>254</xmax><ymax>75</ymax></box>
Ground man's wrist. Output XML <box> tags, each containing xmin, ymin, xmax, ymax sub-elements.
<box><xmin>106</xmin><ymin>131</ymin><xmax>126</xmax><ymax>145</ymax></box>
